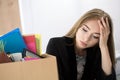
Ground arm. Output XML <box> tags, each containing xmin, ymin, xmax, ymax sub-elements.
<box><xmin>100</xmin><ymin>45</ymin><xmax>112</xmax><ymax>75</ymax></box>
<box><xmin>97</xmin><ymin>17</ymin><xmax>116</xmax><ymax>80</ymax></box>
<box><xmin>98</xmin><ymin>17</ymin><xmax>112</xmax><ymax>75</ymax></box>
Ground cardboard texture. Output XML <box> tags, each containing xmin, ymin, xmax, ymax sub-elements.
<box><xmin>0</xmin><ymin>54</ymin><xmax>58</xmax><ymax>80</ymax></box>
<box><xmin>0</xmin><ymin>0</ymin><xmax>22</xmax><ymax>35</ymax></box>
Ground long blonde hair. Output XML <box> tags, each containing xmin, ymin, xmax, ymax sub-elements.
<box><xmin>65</xmin><ymin>8</ymin><xmax>116</xmax><ymax>66</ymax></box>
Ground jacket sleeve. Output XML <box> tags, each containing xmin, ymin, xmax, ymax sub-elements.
<box><xmin>91</xmin><ymin>47</ymin><xmax>117</xmax><ymax>80</ymax></box>
<box><xmin>95</xmin><ymin>49</ymin><xmax>117</xmax><ymax>80</ymax></box>
<box><xmin>96</xmin><ymin>66</ymin><xmax>117</xmax><ymax>80</ymax></box>
<box><xmin>46</xmin><ymin>38</ymin><xmax>58</xmax><ymax>56</ymax></box>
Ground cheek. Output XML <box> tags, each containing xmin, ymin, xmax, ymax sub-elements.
<box><xmin>76</xmin><ymin>32</ymin><xmax>83</xmax><ymax>43</ymax></box>
<box><xmin>89</xmin><ymin>39</ymin><xmax>99</xmax><ymax>47</ymax></box>
<box><xmin>76</xmin><ymin>29</ymin><xmax>83</xmax><ymax>38</ymax></box>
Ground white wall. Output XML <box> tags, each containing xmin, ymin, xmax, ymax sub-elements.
<box><xmin>19</xmin><ymin>0</ymin><xmax>120</xmax><ymax>55</ymax></box>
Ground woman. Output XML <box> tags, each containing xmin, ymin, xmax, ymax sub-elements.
<box><xmin>46</xmin><ymin>8</ymin><xmax>116</xmax><ymax>80</ymax></box>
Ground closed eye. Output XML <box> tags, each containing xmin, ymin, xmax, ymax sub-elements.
<box><xmin>93</xmin><ymin>36</ymin><xmax>99</xmax><ymax>39</ymax></box>
<box><xmin>82</xmin><ymin>28</ymin><xmax>88</xmax><ymax>32</ymax></box>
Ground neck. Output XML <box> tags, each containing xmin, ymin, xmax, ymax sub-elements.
<box><xmin>75</xmin><ymin>47</ymin><xmax>86</xmax><ymax>56</ymax></box>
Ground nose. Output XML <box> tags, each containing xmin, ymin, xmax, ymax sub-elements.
<box><xmin>84</xmin><ymin>34</ymin><xmax>91</xmax><ymax>42</ymax></box>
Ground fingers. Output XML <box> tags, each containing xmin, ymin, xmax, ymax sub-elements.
<box><xmin>101</xmin><ymin>17</ymin><xmax>106</xmax><ymax>28</ymax></box>
<box><xmin>98</xmin><ymin>20</ymin><xmax>103</xmax><ymax>36</ymax></box>
<box><xmin>98</xmin><ymin>17</ymin><xmax>110</xmax><ymax>35</ymax></box>
<box><xmin>105</xmin><ymin>17</ymin><xmax>110</xmax><ymax>34</ymax></box>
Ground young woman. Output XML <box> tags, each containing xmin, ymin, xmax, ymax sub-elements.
<box><xmin>46</xmin><ymin>8</ymin><xmax>116</xmax><ymax>80</ymax></box>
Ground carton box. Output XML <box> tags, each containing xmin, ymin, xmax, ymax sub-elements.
<box><xmin>0</xmin><ymin>54</ymin><xmax>58</xmax><ymax>80</ymax></box>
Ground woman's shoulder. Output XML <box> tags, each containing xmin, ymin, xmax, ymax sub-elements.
<box><xmin>49</xmin><ymin>36</ymin><xmax>73</xmax><ymax>43</ymax></box>
<box><xmin>49</xmin><ymin>36</ymin><xmax>64</xmax><ymax>40</ymax></box>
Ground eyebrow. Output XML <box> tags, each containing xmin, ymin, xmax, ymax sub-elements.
<box><xmin>83</xmin><ymin>24</ymin><xmax>100</xmax><ymax>35</ymax></box>
<box><xmin>83</xmin><ymin>24</ymin><xmax>90</xmax><ymax>30</ymax></box>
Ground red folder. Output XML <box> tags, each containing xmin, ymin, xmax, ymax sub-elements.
<box><xmin>23</xmin><ymin>35</ymin><xmax>37</xmax><ymax>53</ymax></box>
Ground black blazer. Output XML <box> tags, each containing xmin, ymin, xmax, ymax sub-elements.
<box><xmin>46</xmin><ymin>37</ymin><xmax>116</xmax><ymax>80</ymax></box>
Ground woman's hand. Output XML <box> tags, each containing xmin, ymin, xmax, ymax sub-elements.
<box><xmin>98</xmin><ymin>17</ymin><xmax>110</xmax><ymax>47</ymax></box>
<box><xmin>98</xmin><ymin>17</ymin><xmax>110</xmax><ymax>48</ymax></box>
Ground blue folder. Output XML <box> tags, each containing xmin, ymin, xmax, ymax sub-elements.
<box><xmin>0</xmin><ymin>28</ymin><xmax>26</xmax><ymax>53</ymax></box>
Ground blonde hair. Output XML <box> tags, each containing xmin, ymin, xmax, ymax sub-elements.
<box><xmin>65</xmin><ymin>8</ymin><xmax>116</xmax><ymax>66</ymax></box>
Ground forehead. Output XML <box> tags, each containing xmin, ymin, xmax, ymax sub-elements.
<box><xmin>83</xmin><ymin>19</ymin><xmax>100</xmax><ymax>33</ymax></box>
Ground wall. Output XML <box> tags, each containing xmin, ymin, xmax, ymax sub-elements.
<box><xmin>19</xmin><ymin>0</ymin><xmax>120</xmax><ymax>55</ymax></box>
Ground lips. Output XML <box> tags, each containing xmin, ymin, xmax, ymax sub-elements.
<box><xmin>80</xmin><ymin>41</ymin><xmax>87</xmax><ymax>47</ymax></box>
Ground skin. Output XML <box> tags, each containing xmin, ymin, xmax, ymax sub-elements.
<box><xmin>75</xmin><ymin>17</ymin><xmax>112</xmax><ymax>75</ymax></box>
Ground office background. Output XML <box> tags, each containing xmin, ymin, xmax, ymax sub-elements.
<box><xmin>19</xmin><ymin>0</ymin><xmax>120</xmax><ymax>55</ymax></box>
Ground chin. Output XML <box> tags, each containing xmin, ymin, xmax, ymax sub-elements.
<box><xmin>79</xmin><ymin>46</ymin><xmax>87</xmax><ymax>49</ymax></box>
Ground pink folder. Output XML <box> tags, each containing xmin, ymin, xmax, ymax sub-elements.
<box><xmin>23</xmin><ymin>35</ymin><xmax>37</xmax><ymax>53</ymax></box>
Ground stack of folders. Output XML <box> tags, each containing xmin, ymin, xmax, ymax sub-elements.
<box><xmin>0</xmin><ymin>28</ymin><xmax>43</xmax><ymax>63</ymax></box>
<box><xmin>22</xmin><ymin>34</ymin><xmax>42</xmax><ymax>55</ymax></box>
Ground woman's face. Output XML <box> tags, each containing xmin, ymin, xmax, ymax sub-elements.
<box><xmin>75</xmin><ymin>19</ymin><xmax>100</xmax><ymax>49</ymax></box>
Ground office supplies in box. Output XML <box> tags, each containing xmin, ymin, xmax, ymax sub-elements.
<box><xmin>0</xmin><ymin>28</ymin><xmax>26</xmax><ymax>53</ymax></box>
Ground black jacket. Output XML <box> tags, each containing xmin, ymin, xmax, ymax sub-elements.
<box><xmin>46</xmin><ymin>37</ymin><xmax>116</xmax><ymax>80</ymax></box>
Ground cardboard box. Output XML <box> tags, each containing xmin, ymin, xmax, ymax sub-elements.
<box><xmin>0</xmin><ymin>54</ymin><xmax>58</xmax><ymax>80</ymax></box>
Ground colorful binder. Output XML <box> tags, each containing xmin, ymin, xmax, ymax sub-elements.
<box><xmin>35</xmin><ymin>34</ymin><xmax>42</xmax><ymax>55</ymax></box>
<box><xmin>0</xmin><ymin>28</ymin><xmax>26</xmax><ymax>53</ymax></box>
<box><xmin>23</xmin><ymin>34</ymin><xmax>37</xmax><ymax>53</ymax></box>
<box><xmin>23</xmin><ymin>34</ymin><xmax>42</xmax><ymax>55</ymax></box>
